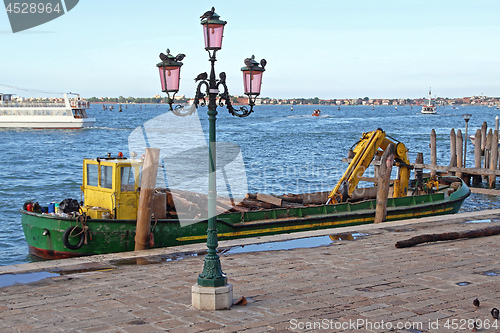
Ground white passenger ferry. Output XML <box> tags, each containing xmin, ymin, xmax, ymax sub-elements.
<box><xmin>421</xmin><ymin>88</ymin><xmax>437</xmax><ymax>114</ymax></box>
<box><xmin>0</xmin><ymin>93</ymin><xmax>95</xmax><ymax>129</ymax></box>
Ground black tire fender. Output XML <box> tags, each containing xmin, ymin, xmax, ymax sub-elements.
<box><xmin>62</xmin><ymin>226</ymin><xmax>85</xmax><ymax>250</ymax></box>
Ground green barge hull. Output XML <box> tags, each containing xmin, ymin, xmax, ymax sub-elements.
<box><xmin>21</xmin><ymin>178</ymin><xmax>470</xmax><ymax>259</ymax></box>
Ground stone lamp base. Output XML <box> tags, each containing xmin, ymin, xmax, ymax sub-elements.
<box><xmin>192</xmin><ymin>283</ymin><xmax>233</xmax><ymax>310</ymax></box>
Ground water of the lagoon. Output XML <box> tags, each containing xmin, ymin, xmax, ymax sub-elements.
<box><xmin>0</xmin><ymin>103</ymin><xmax>498</xmax><ymax>266</ymax></box>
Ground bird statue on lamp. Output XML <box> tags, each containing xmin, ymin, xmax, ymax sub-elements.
<box><xmin>159</xmin><ymin>49</ymin><xmax>185</xmax><ymax>63</ymax></box>
<box><xmin>175</xmin><ymin>54</ymin><xmax>186</xmax><ymax>62</ymax></box>
<box><xmin>200</xmin><ymin>7</ymin><xmax>215</xmax><ymax>20</ymax></box>
<box><xmin>219</xmin><ymin>72</ymin><xmax>226</xmax><ymax>83</ymax></box>
<box><xmin>244</xmin><ymin>56</ymin><xmax>267</xmax><ymax>71</ymax></box>
<box><xmin>244</xmin><ymin>58</ymin><xmax>253</xmax><ymax>69</ymax></box>
<box><xmin>195</xmin><ymin>72</ymin><xmax>208</xmax><ymax>82</ymax></box>
<box><xmin>159</xmin><ymin>52</ymin><xmax>170</xmax><ymax>62</ymax></box>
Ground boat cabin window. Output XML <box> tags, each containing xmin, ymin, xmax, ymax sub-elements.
<box><xmin>120</xmin><ymin>166</ymin><xmax>136</xmax><ymax>192</ymax></box>
<box><xmin>100</xmin><ymin>165</ymin><xmax>113</xmax><ymax>189</ymax></box>
<box><xmin>87</xmin><ymin>164</ymin><xmax>98</xmax><ymax>187</ymax></box>
<box><xmin>73</xmin><ymin>109</ymin><xmax>83</xmax><ymax>119</ymax></box>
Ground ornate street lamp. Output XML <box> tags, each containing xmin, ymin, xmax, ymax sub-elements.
<box><xmin>157</xmin><ymin>49</ymin><xmax>185</xmax><ymax>114</ymax></box>
<box><xmin>463</xmin><ymin>114</ymin><xmax>472</xmax><ymax>167</ymax></box>
<box><xmin>157</xmin><ymin>7</ymin><xmax>266</xmax><ymax>309</ymax></box>
<box><xmin>242</xmin><ymin>55</ymin><xmax>266</xmax><ymax>108</ymax></box>
<box><xmin>201</xmin><ymin>7</ymin><xmax>226</xmax><ymax>51</ymax></box>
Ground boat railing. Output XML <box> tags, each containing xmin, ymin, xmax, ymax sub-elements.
<box><xmin>70</xmin><ymin>101</ymin><xmax>90</xmax><ymax>109</ymax></box>
<box><xmin>0</xmin><ymin>109</ymin><xmax>71</xmax><ymax>116</ymax></box>
<box><xmin>0</xmin><ymin>101</ymin><xmax>67</xmax><ymax>108</ymax></box>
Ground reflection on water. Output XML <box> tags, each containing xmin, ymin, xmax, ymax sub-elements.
<box><xmin>225</xmin><ymin>233</ymin><xmax>367</xmax><ymax>255</ymax></box>
<box><xmin>478</xmin><ymin>270</ymin><xmax>500</xmax><ymax>276</ymax></box>
<box><xmin>465</xmin><ymin>219</ymin><xmax>498</xmax><ymax>223</ymax></box>
<box><xmin>456</xmin><ymin>281</ymin><xmax>471</xmax><ymax>286</ymax></box>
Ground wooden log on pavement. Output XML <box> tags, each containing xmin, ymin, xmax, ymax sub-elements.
<box><xmin>430</xmin><ymin>129</ymin><xmax>437</xmax><ymax>178</ymax></box>
<box><xmin>456</xmin><ymin>129</ymin><xmax>463</xmax><ymax>179</ymax></box>
<box><xmin>473</xmin><ymin>129</ymin><xmax>482</xmax><ymax>185</ymax></box>
<box><xmin>374</xmin><ymin>143</ymin><xmax>395</xmax><ymax>224</ymax></box>
<box><xmin>395</xmin><ymin>225</ymin><xmax>500</xmax><ymax>248</ymax></box>
<box><xmin>135</xmin><ymin>148</ymin><xmax>160</xmax><ymax>251</ymax></box>
<box><xmin>489</xmin><ymin>130</ymin><xmax>499</xmax><ymax>188</ymax></box>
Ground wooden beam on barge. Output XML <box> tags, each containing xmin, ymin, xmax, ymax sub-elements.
<box><xmin>412</xmin><ymin>163</ymin><xmax>500</xmax><ymax>177</ymax></box>
<box><xmin>469</xmin><ymin>187</ymin><xmax>500</xmax><ymax>196</ymax></box>
<box><xmin>343</xmin><ymin>158</ymin><xmax>500</xmax><ymax>177</ymax></box>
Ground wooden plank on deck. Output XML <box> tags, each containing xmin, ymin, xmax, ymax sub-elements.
<box><xmin>256</xmin><ymin>193</ymin><xmax>282</xmax><ymax>206</ymax></box>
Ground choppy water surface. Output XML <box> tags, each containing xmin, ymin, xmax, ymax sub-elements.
<box><xmin>0</xmin><ymin>104</ymin><xmax>498</xmax><ymax>265</ymax></box>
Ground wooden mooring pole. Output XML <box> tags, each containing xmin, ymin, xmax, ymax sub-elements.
<box><xmin>456</xmin><ymin>129</ymin><xmax>463</xmax><ymax>179</ymax></box>
<box><xmin>484</xmin><ymin>129</ymin><xmax>492</xmax><ymax>182</ymax></box>
<box><xmin>135</xmin><ymin>148</ymin><xmax>160</xmax><ymax>251</ymax></box>
<box><xmin>489</xmin><ymin>130</ymin><xmax>499</xmax><ymax>188</ymax></box>
<box><xmin>374</xmin><ymin>143</ymin><xmax>395</xmax><ymax>224</ymax></box>
<box><xmin>430</xmin><ymin>129</ymin><xmax>437</xmax><ymax>178</ymax></box>
<box><xmin>481</xmin><ymin>121</ymin><xmax>487</xmax><ymax>155</ymax></box>
<box><xmin>373</xmin><ymin>154</ymin><xmax>381</xmax><ymax>186</ymax></box>
<box><xmin>449</xmin><ymin>129</ymin><xmax>456</xmax><ymax>176</ymax></box>
<box><xmin>415</xmin><ymin>152</ymin><xmax>424</xmax><ymax>192</ymax></box>
<box><xmin>473</xmin><ymin>129</ymin><xmax>482</xmax><ymax>185</ymax></box>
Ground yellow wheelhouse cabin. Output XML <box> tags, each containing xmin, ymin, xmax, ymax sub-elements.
<box><xmin>81</xmin><ymin>155</ymin><xmax>142</xmax><ymax>220</ymax></box>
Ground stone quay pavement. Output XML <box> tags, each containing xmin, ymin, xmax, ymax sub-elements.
<box><xmin>1</xmin><ymin>209</ymin><xmax>500</xmax><ymax>333</ymax></box>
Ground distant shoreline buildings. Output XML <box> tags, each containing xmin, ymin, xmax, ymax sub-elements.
<box><xmin>12</xmin><ymin>94</ymin><xmax>498</xmax><ymax>106</ymax></box>
<box><xmin>258</xmin><ymin>95</ymin><xmax>500</xmax><ymax>106</ymax></box>
<box><xmin>85</xmin><ymin>94</ymin><xmax>500</xmax><ymax>106</ymax></box>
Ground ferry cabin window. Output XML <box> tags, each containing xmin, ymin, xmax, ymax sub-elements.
<box><xmin>120</xmin><ymin>167</ymin><xmax>136</xmax><ymax>191</ymax></box>
<box><xmin>87</xmin><ymin>164</ymin><xmax>98</xmax><ymax>187</ymax></box>
<box><xmin>101</xmin><ymin>165</ymin><xmax>113</xmax><ymax>189</ymax></box>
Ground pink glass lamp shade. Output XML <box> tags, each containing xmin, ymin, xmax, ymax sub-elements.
<box><xmin>156</xmin><ymin>49</ymin><xmax>183</xmax><ymax>93</ymax></box>
<box><xmin>201</xmin><ymin>12</ymin><xmax>227</xmax><ymax>51</ymax></box>
<box><xmin>241</xmin><ymin>55</ymin><xmax>266</xmax><ymax>96</ymax></box>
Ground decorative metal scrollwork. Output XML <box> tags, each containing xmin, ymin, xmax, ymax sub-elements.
<box><xmin>194</xmin><ymin>81</ymin><xmax>209</xmax><ymax>108</ymax></box>
<box><xmin>217</xmin><ymin>81</ymin><xmax>254</xmax><ymax>118</ymax></box>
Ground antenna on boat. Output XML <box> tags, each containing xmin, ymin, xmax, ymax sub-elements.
<box><xmin>0</xmin><ymin>84</ymin><xmax>64</xmax><ymax>95</ymax></box>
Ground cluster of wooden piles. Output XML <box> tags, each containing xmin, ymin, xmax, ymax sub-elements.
<box><xmin>428</xmin><ymin>120</ymin><xmax>500</xmax><ymax>188</ymax></box>
<box><xmin>410</xmin><ymin>120</ymin><xmax>500</xmax><ymax>191</ymax></box>
<box><xmin>154</xmin><ymin>188</ymin><xmax>331</xmax><ymax>218</ymax></box>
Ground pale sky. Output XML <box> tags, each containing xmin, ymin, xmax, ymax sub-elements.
<box><xmin>1</xmin><ymin>0</ymin><xmax>499</xmax><ymax>99</ymax></box>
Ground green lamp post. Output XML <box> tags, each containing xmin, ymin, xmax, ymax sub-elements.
<box><xmin>463</xmin><ymin>113</ymin><xmax>472</xmax><ymax>167</ymax></box>
<box><xmin>157</xmin><ymin>7</ymin><xmax>267</xmax><ymax>294</ymax></box>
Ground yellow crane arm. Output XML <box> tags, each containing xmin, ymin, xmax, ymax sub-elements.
<box><xmin>327</xmin><ymin>128</ymin><xmax>411</xmax><ymax>204</ymax></box>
